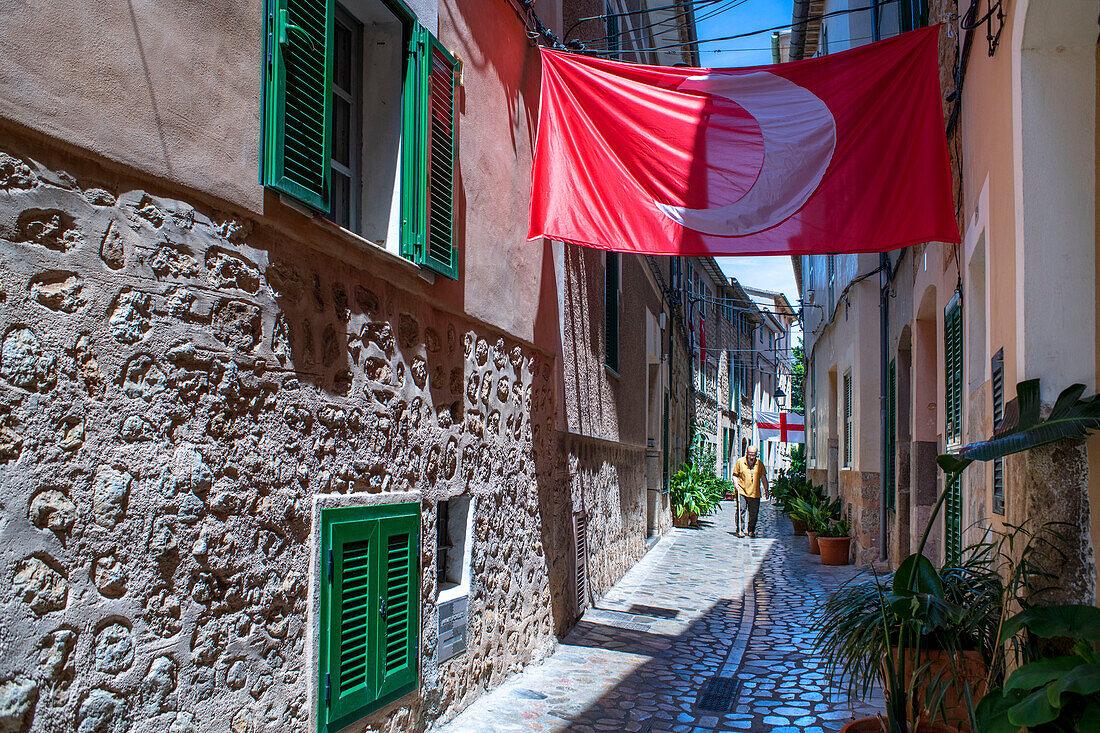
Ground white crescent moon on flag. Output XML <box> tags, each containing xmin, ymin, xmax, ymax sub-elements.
<box><xmin>656</xmin><ymin>72</ymin><xmax>837</xmax><ymax>237</ymax></box>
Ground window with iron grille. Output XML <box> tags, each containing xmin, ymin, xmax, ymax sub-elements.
<box><xmin>827</xmin><ymin>255</ymin><xmax>836</xmax><ymax>313</ymax></box>
<box><xmin>991</xmin><ymin>348</ymin><xmax>1005</xmax><ymax>515</ymax></box>
<box><xmin>261</xmin><ymin>0</ymin><xmax>460</xmax><ymax>278</ymax></box>
<box><xmin>843</xmin><ymin>371</ymin><xmax>852</xmax><ymax>468</ymax></box>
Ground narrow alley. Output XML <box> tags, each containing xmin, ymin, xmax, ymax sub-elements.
<box><xmin>437</xmin><ymin>501</ymin><xmax>880</xmax><ymax>733</ymax></box>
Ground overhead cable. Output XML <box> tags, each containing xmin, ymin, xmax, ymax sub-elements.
<box><xmin>585</xmin><ymin>1</ymin><xmax>891</xmax><ymax>55</ymax></box>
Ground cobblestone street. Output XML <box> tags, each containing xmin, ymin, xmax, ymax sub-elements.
<box><xmin>436</xmin><ymin>500</ymin><xmax>882</xmax><ymax>733</ymax></box>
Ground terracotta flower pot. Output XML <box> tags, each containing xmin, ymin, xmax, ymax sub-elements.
<box><xmin>807</xmin><ymin>530</ymin><xmax>820</xmax><ymax>554</ymax></box>
<box><xmin>887</xmin><ymin>648</ymin><xmax>988</xmax><ymax>732</ymax></box>
<box><xmin>673</xmin><ymin>510</ymin><xmax>698</xmax><ymax>528</ymax></box>
<box><xmin>818</xmin><ymin>535</ymin><xmax>852</xmax><ymax>565</ymax></box>
<box><xmin>840</xmin><ymin>718</ymin><xmax>958</xmax><ymax>733</ymax></box>
<box><xmin>790</xmin><ymin>517</ymin><xmax>808</xmax><ymax>536</ymax></box>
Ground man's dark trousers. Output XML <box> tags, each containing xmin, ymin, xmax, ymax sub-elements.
<box><xmin>741</xmin><ymin>495</ymin><xmax>761</xmax><ymax>535</ymax></box>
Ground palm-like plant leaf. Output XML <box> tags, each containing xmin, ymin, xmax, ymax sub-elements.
<box><xmin>937</xmin><ymin>379</ymin><xmax>1100</xmax><ymax>474</ymax></box>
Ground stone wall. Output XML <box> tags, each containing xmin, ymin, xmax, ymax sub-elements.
<box><xmin>839</xmin><ymin>469</ymin><xmax>881</xmax><ymax>564</ymax></box>
<box><xmin>0</xmin><ymin>140</ymin><xmax>572</xmax><ymax>732</ymax></box>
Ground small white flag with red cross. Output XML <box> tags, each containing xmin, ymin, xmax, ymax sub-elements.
<box><xmin>756</xmin><ymin>411</ymin><xmax>805</xmax><ymax>443</ymax></box>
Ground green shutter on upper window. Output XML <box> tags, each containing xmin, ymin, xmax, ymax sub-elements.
<box><xmin>944</xmin><ymin>296</ymin><xmax>963</xmax><ymax>446</ymax></box>
<box><xmin>262</xmin><ymin>0</ymin><xmax>334</xmax><ymax>212</ymax></box>
<box><xmin>400</xmin><ymin>27</ymin><xmax>459</xmax><ymax>279</ymax></box>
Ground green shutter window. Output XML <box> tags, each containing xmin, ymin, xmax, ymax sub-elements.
<box><xmin>886</xmin><ymin>359</ymin><xmax>896</xmax><ymax>512</ymax></box>
<box><xmin>944</xmin><ymin>295</ymin><xmax>963</xmax><ymax>447</ymax></box>
<box><xmin>605</xmin><ymin>252</ymin><xmax>619</xmax><ymax>371</ymax></box>
<box><xmin>943</xmin><ymin>294</ymin><xmax>964</xmax><ymax>563</ymax></box>
<box><xmin>991</xmin><ymin>348</ymin><xmax>1005</xmax><ymax>515</ymax></box>
<box><xmin>843</xmin><ymin>372</ymin><xmax>853</xmax><ymax>467</ymax></box>
<box><xmin>944</xmin><ymin>471</ymin><xmax>962</xmax><ymax>564</ymax></box>
<box><xmin>401</xmin><ymin>28</ymin><xmax>459</xmax><ymax>279</ymax></box>
<box><xmin>320</xmin><ymin>503</ymin><xmax>419</xmax><ymax>732</ymax></box>
<box><xmin>262</xmin><ymin>0</ymin><xmax>334</xmax><ymax>212</ymax></box>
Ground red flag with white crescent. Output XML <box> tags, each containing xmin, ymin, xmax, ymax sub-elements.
<box><xmin>528</xmin><ymin>26</ymin><xmax>959</xmax><ymax>256</ymax></box>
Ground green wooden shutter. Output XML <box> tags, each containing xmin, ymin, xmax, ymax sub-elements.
<box><xmin>376</xmin><ymin>512</ymin><xmax>419</xmax><ymax>700</ymax></box>
<box><xmin>991</xmin><ymin>348</ymin><xmax>1005</xmax><ymax>515</ymax></box>
<box><xmin>944</xmin><ymin>296</ymin><xmax>963</xmax><ymax>446</ymax></box>
<box><xmin>320</xmin><ymin>503</ymin><xmax>419</xmax><ymax>732</ymax></box>
<box><xmin>605</xmin><ymin>253</ymin><xmax>619</xmax><ymax>371</ymax></box>
<box><xmin>323</xmin><ymin>516</ymin><xmax>379</xmax><ymax>730</ymax></box>
<box><xmin>262</xmin><ymin>0</ymin><xmax>334</xmax><ymax>212</ymax></box>
<box><xmin>843</xmin><ymin>372</ymin><xmax>853</xmax><ymax>467</ymax></box>
<box><xmin>886</xmin><ymin>359</ymin><xmax>896</xmax><ymax>512</ymax></box>
<box><xmin>400</xmin><ymin>28</ymin><xmax>459</xmax><ymax>279</ymax></box>
<box><xmin>423</xmin><ymin>37</ymin><xmax>459</xmax><ymax>278</ymax></box>
<box><xmin>943</xmin><ymin>295</ymin><xmax>963</xmax><ymax>564</ymax></box>
<box><xmin>944</xmin><ymin>471</ymin><xmax>962</xmax><ymax>564</ymax></box>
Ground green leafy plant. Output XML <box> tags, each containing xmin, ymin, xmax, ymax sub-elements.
<box><xmin>813</xmin><ymin>522</ymin><xmax>1067</xmax><ymax>731</ymax></box>
<box><xmin>975</xmin><ymin>605</ymin><xmax>1100</xmax><ymax>732</ymax></box>
<box><xmin>938</xmin><ymin>379</ymin><xmax>1100</xmax><ymax>475</ymax></box>
<box><xmin>669</xmin><ymin>462</ymin><xmax>712</xmax><ymax>520</ymax></box>
<box><xmin>817</xmin><ymin>519</ymin><xmax>851</xmax><ymax>538</ymax></box>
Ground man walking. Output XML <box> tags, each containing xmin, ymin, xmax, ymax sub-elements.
<box><xmin>732</xmin><ymin>445</ymin><xmax>767</xmax><ymax>538</ymax></box>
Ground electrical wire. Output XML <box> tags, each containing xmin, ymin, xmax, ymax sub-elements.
<box><xmin>565</xmin><ymin>0</ymin><xmax>726</xmax><ymax>42</ymax></box>
<box><xmin>580</xmin><ymin>0</ymin><xmax>739</xmax><ymax>49</ymax></box>
<box><xmin>584</xmin><ymin>0</ymin><xmax>888</xmax><ymax>55</ymax></box>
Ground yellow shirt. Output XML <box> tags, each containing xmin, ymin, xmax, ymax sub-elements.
<box><xmin>732</xmin><ymin>457</ymin><xmax>766</xmax><ymax>499</ymax></box>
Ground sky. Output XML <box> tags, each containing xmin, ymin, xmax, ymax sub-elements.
<box><xmin>693</xmin><ymin>0</ymin><xmax>803</xmax><ymax>314</ymax></box>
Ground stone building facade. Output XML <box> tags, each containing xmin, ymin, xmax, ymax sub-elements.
<box><xmin>792</xmin><ymin>0</ymin><xmax>1098</xmax><ymax>595</ymax></box>
<box><xmin>0</xmin><ymin>2</ymin><xmax>699</xmax><ymax>733</ymax></box>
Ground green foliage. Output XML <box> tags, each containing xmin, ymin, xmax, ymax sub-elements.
<box><xmin>669</xmin><ymin>430</ymin><xmax>732</xmax><ymax>521</ymax></box>
<box><xmin>938</xmin><ymin>379</ymin><xmax>1100</xmax><ymax>475</ymax></box>
<box><xmin>817</xmin><ymin>519</ymin><xmax>851</xmax><ymax>539</ymax></box>
<box><xmin>812</xmin><ymin>522</ymin><xmax>1069</xmax><ymax>730</ymax></box>
<box><xmin>788</xmin><ymin>443</ymin><xmax>807</xmax><ymax>478</ymax></box>
<box><xmin>976</xmin><ymin>605</ymin><xmax>1100</xmax><ymax>731</ymax></box>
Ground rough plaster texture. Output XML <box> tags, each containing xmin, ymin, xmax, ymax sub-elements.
<box><xmin>0</xmin><ymin>141</ymin><xmax>649</xmax><ymax>733</ymax></box>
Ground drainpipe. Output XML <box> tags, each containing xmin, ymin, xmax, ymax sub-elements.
<box><xmin>879</xmin><ymin>252</ymin><xmax>890</xmax><ymax>562</ymax></box>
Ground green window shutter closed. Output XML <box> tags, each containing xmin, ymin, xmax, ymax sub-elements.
<box><xmin>320</xmin><ymin>503</ymin><xmax>420</xmax><ymax>733</ymax></box>
<box><xmin>886</xmin><ymin>359</ymin><xmax>896</xmax><ymax>512</ymax></box>
<box><xmin>401</xmin><ymin>28</ymin><xmax>459</xmax><ymax>279</ymax></box>
<box><xmin>944</xmin><ymin>295</ymin><xmax>963</xmax><ymax>446</ymax></box>
<box><xmin>605</xmin><ymin>252</ymin><xmax>619</xmax><ymax>371</ymax></box>
<box><xmin>326</xmin><ymin>519</ymin><xmax>379</xmax><ymax>726</ymax></box>
<box><xmin>262</xmin><ymin>0</ymin><xmax>334</xmax><ymax>212</ymax></box>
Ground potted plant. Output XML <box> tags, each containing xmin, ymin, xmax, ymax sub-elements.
<box><xmin>817</xmin><ymin>519</ymin><xmax>853</xmax><ymax>565</ymax></box>
<box><xmin>670</xmin><ymin>462</ymin><xmax>708</xmax><ymax>527</ymax></box>
<box><xmin>974</xmin><ymin>604</ymin><xmax>1100</xmax><ymax>731</ymax></box>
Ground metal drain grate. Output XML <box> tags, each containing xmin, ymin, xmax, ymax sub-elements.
<box><xmin>696</xmin><ymin>675</ymin><xmax>740</xmax><ymax>712</ymax></box>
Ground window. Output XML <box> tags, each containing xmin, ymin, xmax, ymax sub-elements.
<box><xmin>899</xmin><ymin>0</ymin><xmax>929</xmax><ymax>34</ymax></box>
<box><xmin>886</xmin><ymin>359</ymin><xmax>896</xmax><ymax>512</ymax></box>
<box><xmin>331</xmin><ymin>7</ymin><xmax>362</xmax><ymax>231</ymax></box>
<box><xmin>944</xmin><ymin>294</ymin><xmax>963</xmax><ymax>446</ymax></box>
<box><xmin>605</xmin><ymin>252</ymin><xmax>619</xmax><ymax>372</ymax></box>
<box><xmin>809</xmin><ymin>357</ymin><xmax>816</xmax><ymax>460</ymax></box>
<box><xmin>605</xmin><ymin>1</ymin><xmax>620</xmax><ymax>59</ymax></box>
<box><xmin>727</xmin><ymin>353</ymin><xmax>734</xmax><ymax>409</ymax></box>
<box><xmin>261</xmin><ymin>0</ymin><xmax>460</xmax><ymax>278</ymax></box>
<box><xmin>991</xmin><ymin>348</ymin><xmax>1005</xmax><ymax>515</ymax></box>
<box><xmin>318</xmin><ymin>502</ymin><xmax>419</xmax><ymax>732</ymax></box>
<box><xmin>827</xmin><ymin>255</ymin><xmax>836</xmax><ymax>312</ymax></box>
<box><xmin>843</xmin><ymin>371</ymin><xmax>852</xmax><ymax>468</ymax></box>
<box><xmin>944</xmin><ymin>294</ymin><xmax>963</xmax><ymax>563</ymax></box>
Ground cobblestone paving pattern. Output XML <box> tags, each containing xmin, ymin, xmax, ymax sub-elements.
<box><xmin>434</xmin><ymin>501</ymin><xmax>882</xmax><ymax>732</ymax></box>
